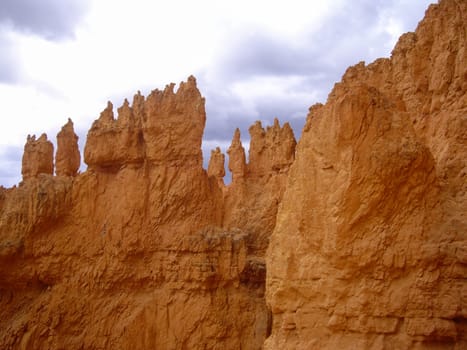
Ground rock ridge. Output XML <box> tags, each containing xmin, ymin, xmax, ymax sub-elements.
<box><xmin>84</xmin><ymin>75</ymin><xmax>206</xmax><ymax>170</ymax></box>
<box><xmin>0</xmin><ymin>1</ymin><xmax>465</xmax><ymax>349</ymax></box>
<box><xmin>265</xmin><ymin>0</ymin><xmax>466</xmax><ymax>349</ymax></box>
<box><xmin>0</xmin><ymin>76</ymin><xmax>294</xmax><ymax>349</ymax></box>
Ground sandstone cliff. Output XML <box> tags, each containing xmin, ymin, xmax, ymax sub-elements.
<box><xmin>0</xmin><ymin>76</ymin><xmax>293</xmax><ymax>349</ymax></box>
<box><xmin>0</xmin><ymin>0</ymin><xmax>465</xmax><ymax>349</ymax></box>
<box><xmin>265</xmin><ymin>0</ymin><xmax>466</xmax><ymax>348</ymax></box>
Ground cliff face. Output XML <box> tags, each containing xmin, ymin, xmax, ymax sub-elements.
<box><xmin>265</xmin><ymin>0</ymin><xmax>466</xmax><ymax>349</ymax></box>
<box><xmin>0</xmin><ymin>0</ymin><xmax>465</xmax><ymax>349</ymax></box>
<box><xmin>0</xmin><ymin>76</ymin><xmax>292</xmax><ymax>349</ymax></box>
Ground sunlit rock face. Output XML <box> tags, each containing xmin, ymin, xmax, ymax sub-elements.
<box><xmin>0</xmin><ymin>1</ymin><xmax>465</xmax><ymax>349</ymax></box>
<box><xmin>56</xmin><ymin>118</ymin><xmax>80</xmax><ymax>177</ymax></box>
<box><xmin>265</xmin><ymin>0</ymin><xmax>467</xmax><ymax>349</ymax></box>
<box><xmin>0</xmin><ymin>76</ymin><xmax>294</xmax><ymax>349</ymax></box>
<box><xmin>21</xmin><ymin>133</ymin><xmax>54</xmax><ymax>180</ymax></box>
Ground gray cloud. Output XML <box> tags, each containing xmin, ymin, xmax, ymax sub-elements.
<box><xmin>0</xmin><ymin>35</ymin><xmax>19</xmax><ymax>83</ymax></box>
<box><xmin>212</xmin><ymin>3</ymin><xmax>394</xmax><ymax>83</ymax></box>
<box><xmin>0</xmin><ymin>0</ymin><xmax>433</xmax><ymax>186</ymax></box>
<box><xmin>0</xmin><ymin>0</ymin><xmax>90</xmax><ymax>40</ymax></box>
<box><xmin>0</xmin><ymin>145</ymin><xmax>23</xmax><ymax>187</ymax></box>
<box><xmin>198</xmin><ymin>0</ymin><xmax>433</xmax><ymax>154</ymax></box>
<box><xmin>1</xmin><ymin>145</ymin><xmax>23</xmax><ymax>162</ymax></box>
<box><xmin>0</xmin><ymin>0</ymin><xmax>90</xmax><ymax>84</ymax></box>
<box><xmin>201</xmin><ymin>84</ymin><xmax>307</xmax><ymax>140</ymax></box>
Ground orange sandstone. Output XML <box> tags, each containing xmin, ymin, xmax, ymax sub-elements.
<box><xmin>56</xmin><ymin>118</ymin><xmax>80</xmax><ymax>177</ymax></box>
<box><xmin>0</xmin><ymin>76</ymin><xmax>285</xmax><ymax>349</ymax></box>
<box><xmin>265</xmin><ymin>0</ymin><xmax>466</xmax><ymax>349</ymax></box>
<box><xmin>21</xmin><ymin>133</ymin><xmax>54</xmax><ymax>180</ymax></box>
<box><xmin>0</xmin><ymin>1</ymin><xmax>465</xmax><ymax>349</ymax></box>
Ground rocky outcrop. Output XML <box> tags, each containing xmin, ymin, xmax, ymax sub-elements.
<box><xmin>207</xmin><ymin>147</ymin><xmax>225</xmax><ymax>186</ymax></box>
<box><xmin>227</xmin><ymin>128</ymin><xmax>247</xmax><ymax>182</ymax></box>
<box><xmin>84</xmin><ymin>76</ymin><xmax>205</xmax><ymax>170</ymax></box>
<box><xmin>0</xmin><ymin>176</ymin><xmax>72</xmax><ymax>261</ymax></box>
<box><xmin>0</xmin><ymin>76</ymin><xmax>291</xmax><ymax>349</ymax></box>
<box><xmin>222</xmin><ymin>120</ymin><xmax>296</xmax><ymax>255</ymax></box>
<box><xmin>265</xmin><ymin>0</ymin><xmax>466</xmax><ymax>349</ymax></box>
<box><xmin>0</xmin><ymin>1</ymin><xmax>465</xmax><ymax>349</ymax></box>
<box><xmin>56</xmin><ymin>119</ymin><xmax>80</xmax><ymax>177</ymax></box>
<box><xmin>248</xmin><ymin>118</ymin><xmax>296</xmax><ymax>177</ymax></box>
<box><xmin>21</xmin><ymin>134</ymin><xmax>54</xmax><ymax>181</ymax></box>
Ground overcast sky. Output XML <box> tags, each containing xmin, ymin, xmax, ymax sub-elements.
<box><xmin>0</xmin><ymin>0</ymin><xmax>434</xmax><ymax>187</ymax></box>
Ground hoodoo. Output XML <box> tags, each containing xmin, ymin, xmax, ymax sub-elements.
<box><xmin>0</xmin><ymin>76</ymin><xmax>293</xmax><ymax>349</ymax></box>
<box><xmin>0</xmin><ymin>0</ymin><xmax>465</xmax><ymax>349</ymax></box>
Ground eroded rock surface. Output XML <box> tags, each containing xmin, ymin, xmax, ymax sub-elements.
<box><xmin>0</xmin><ymin>76</ymin><xmax>290</xmax><ymax>350</ymax></box>
<box><xmin>265</xmin><ymin>0</ymin><xmax>466</xmax><ymax>349</ymax></box>
<box><xmin>223</xmin><ymin>119</ymin><xmax>296</xmax><ymax>256</ymax></box>
<box><xmin>21</xmin><ymin>134</ymin><xmax>54</xmax><ymax>181</ymax></box>
<box><xmin>0</xmin><ymin>1</ymin><xmax>465</xmax><ymax>349</ymax></box>
<box><xmin>56</xmin><ymin>119</ymin><xmax>80</xmax><ymax>177</ymax></box>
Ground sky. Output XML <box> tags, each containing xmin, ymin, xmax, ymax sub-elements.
<box><xmin>0</xmin><ymin>0</ymin><xmax>435</xmax><ymax>187</ymax></box>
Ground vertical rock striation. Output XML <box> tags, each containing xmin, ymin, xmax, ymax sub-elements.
<box><xmin>207</xmin><ymin>147</ymin><xmax>226</xmax><ymax>187</ymax></box>
<box><xmin>265</xmin><ymin>0</ymin><xmax>467</xmax><ymax>349</ymax></box>
<box><xmin>227</xmin><ymin>128</ymin><xmax>247</xmax><ymax>182</ymax></box>
<box><xmin>1</xmin><ymin>76</ymin><xmax>289</xmax><ymax>349</ymax></box>
<box><xmin>0</xmin><ymin>1</ymin><xmax>465</xmax><ymax>349</ymax></box>
<box><xmin>56</xmin><ymin>119</ymin><xmax>80</xmax><ymax>177</ymax></box>
<box><xmin>248</xmin><ymin>118</ymin><xmax>296</xmax><ymax>177</ymax></box>
<box><xmin>223</xmin><ymin>119</ymin><xmax>296</xmax><ymax>256</ymax></box>
<box><xmin>21</xmin><ymin>134</ymin><xmax>54</xmax><ymax>181</ymax></box>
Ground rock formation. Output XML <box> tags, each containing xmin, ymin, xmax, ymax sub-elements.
<box><xmin>207</xmin><ymin>147</ymin><xmax>226</xmax><ymax>186</ymax></box>
<box><xmin>223</xmin><ymin>119</ymin><xmax>296</xmax><ymax>256</ymax></box>
<box><xmin>0</xmin><ymin>0</ymin><xmax>465</xmax><ymax>349</ymax></box>
<box><xmin>21</xmin><ymin>133</ymin><xmax>54</xmax><ymax>180</ymax></box>
<box><xmin>0</xmin><ymin>75</ymin><xmax>292</xmax><ymax>349</ymax></box>
<box><xmin>227</xmin><ymin>128</ymin><xmax>247</xmax><ymax>182</ymax></box>
<box><xmin>248</xmin><ymin>118</ymin><xmax>296</xmax><ymax>177</ymax></box>
<box><xmin>56</xmin><ymin>118</ymin><xmax>80</xmax><ymax>177</ymax></box>
<box><xmin>265</xmin><ymin>0</ymin><xmax>466</xmax><ymax>349</ymax></box>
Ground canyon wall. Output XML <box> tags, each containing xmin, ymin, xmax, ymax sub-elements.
<box><xmin>265</xmin><ymin>0</ymin><xmax>466</xmax><ymax>349</ymax></box>
<box><xmin>0</xmin><ymin>76</ymin><xmax>294</xmax><ymax>349</ymax></box>
<box><xmin>0</xmin><ymin>0</ymin><xmax>466</xmax><ymax>349</ymax></box>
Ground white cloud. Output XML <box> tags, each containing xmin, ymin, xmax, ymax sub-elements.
<box><xmin>0</xmin><ymin>0</ymin><xmax>435</xmax><ymax>186</ymax></box>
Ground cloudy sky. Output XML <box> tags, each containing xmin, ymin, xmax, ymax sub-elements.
<box><xmin>0</xmin><ymin>0</ymin><xmax>434</xmax><ymax>187</ymax></box>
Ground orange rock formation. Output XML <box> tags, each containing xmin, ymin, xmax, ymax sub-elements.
<box><xmin>265</xmin><ymin>0</ymin><xmax>466</xmax><ymax>348</ymax></box>
<box><xmin>0</xmin><ymin>0</ymin><xmax>465</xmax><ymax>349</ymax></box>
<box><xmin>0</xmin><ymin>74</ymin><xmax>292</xmax><ymax>349</ymax></box>
<box><xmin>21</xmin><ymin>134</ymin><xmax>54</xmax><ymax>180</ymax></box>
<box><xmin>56</xmin><ymin>119</ymin><xmax>80</xmax><ymax>177</ymax></box>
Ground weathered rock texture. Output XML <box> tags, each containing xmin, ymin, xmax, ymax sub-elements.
<box><xmin>21</xmin><ymin>134</ymin><xmax>54</xmax><ymax>181</ymax></box>
<box><xmin>207</xmin><ymin>147</ymin><xmax>225</xmax><ymax>186</ymax></box>
<box><xmin>0</xmin><ymin>1</ymin><xmax>465</xmax><ymax>349</ymax></box>
<box><xmin>56</xmin><ymin>119</ymin><xmax>80</xmax><ymax>177</ymax></box>
<box><xmin>265</xmin><ymin>0</ymin><xmax>466</xmax><ymax>349</ymax></box>
<box><xmin>0</xmin><ymin>76</ymin><xmax>293</xmax><ymax>349</ymax></box>
<box><xmin>223</xmin><ymin>119</ymin><xmax>296</xmax><ymax>256</ymax></box>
